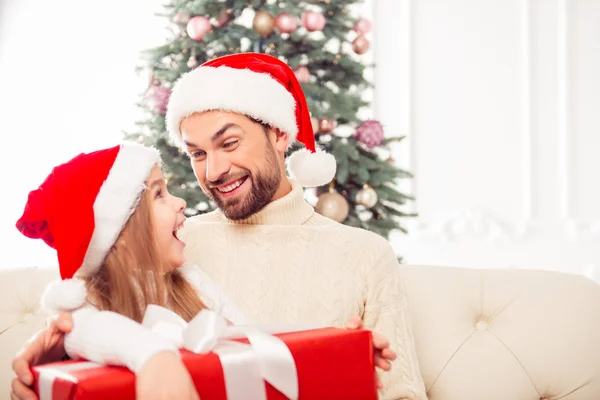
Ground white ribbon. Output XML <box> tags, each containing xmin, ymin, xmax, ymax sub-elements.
<box><xmin>37</xmin><ymin>361</ymin><xmax>101</xmax><ymax>400</ymax></box>
<box><xmin>142</xmin><ymin>305</ymin><xmax>306</xmax><ymax>400</ymax></box>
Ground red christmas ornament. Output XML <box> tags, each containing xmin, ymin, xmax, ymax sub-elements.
<box><xmin>186</xmin><ymin>16</ymin><xmax>212</xmax><ymax>41</ymax></box>
<box><xmin>275</xmin><ymin>13</ymin><xmax>298</xmax><ymax>34</ymax></box>
<box><xmin>302</xmin><ymin>11</ymin><xmax>326</xmax><ymax>32</ymax></box>
<box><xmin>294</xmin><ymin>66</ymin><xmax>311</xmax><ymax>83</ymax></box>
<box><xmin>352</xmin><ymin>18</ymin><xmax>372</xmax><ymax>35</ymax></box>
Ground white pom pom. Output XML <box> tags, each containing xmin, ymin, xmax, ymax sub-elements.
<box><xmin>41</xmin><ymin>279</ymin><xmax>87</xmax><ymax>314</ymax></box>
<box><xmin>287</xmin><ymin>148</ymin><xmax>337</xmax><ymax>187</ymax></box>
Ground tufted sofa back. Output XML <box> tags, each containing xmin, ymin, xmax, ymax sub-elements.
<box><xmin>403</xmin><ymin>265</ymin><xmax>600</xmax><ymax>400</ymax></box>
<box><xmin>1</xmin><ymin>265</ymin><xmax>600</xmax><ymax>399</ymax></box>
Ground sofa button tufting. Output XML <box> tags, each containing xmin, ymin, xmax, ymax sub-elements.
<box><xmin>22</xmin><ymin>312</ymin><xmax>35</xmax><ymax>323</ymax></box>
<box><xmin>475</xmin><ymin>320</ymin><xmax>488</xmax><ymax>331</ymax></box>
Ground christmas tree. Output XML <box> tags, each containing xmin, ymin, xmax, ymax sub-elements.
<box><xmin>127</xmin><ymin>0</ymin><xmax>415</xmax><ymax>239</ymax></box>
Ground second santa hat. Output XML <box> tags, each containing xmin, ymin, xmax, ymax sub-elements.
<box><xmin>165</xmin><ymin>53</ymin><xmax>336</xmax><ymax>188</ymax></box>
<box><xmin>16</xmin><ymin>143</ymin><xmax>160</xmax><ymax>312</ymax></box>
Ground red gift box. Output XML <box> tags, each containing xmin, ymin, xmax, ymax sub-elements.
<box><xmin>33</xmin><ymin>327</ymin><xmax>377</xmax><ymax>400</ymax></box>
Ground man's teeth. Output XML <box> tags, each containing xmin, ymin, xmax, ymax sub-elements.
<box><xmin>218</xmin><ymin>178</ymin><xmax>245</xmax><ymax>193</ymax></box>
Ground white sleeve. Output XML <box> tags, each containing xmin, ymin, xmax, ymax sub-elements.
<box><xmin>179</xmin><ymin>264</ymin><xmax>249</xmax><ymax>325</ymax></box>
<box><xmin>64</xmin><ymin>305</ymin><xmax>179</xmax><ymax>374</ymax></box>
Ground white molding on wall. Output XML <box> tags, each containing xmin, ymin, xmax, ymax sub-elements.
<box><xmin>410</xmin><ymin>208</ymin><xmax>533</xmax><ymax>244</ymax></box>
<box><xmin>557</xmin><ymin>0</ymin><xmax>600</xmax><ymax>241</ymax></box>
<box><xmin>520</xmin><ymin>0</ymin><xmax>534</xmax><ymax>222</ymax></box>
<box><xmin>409</xmin><ymin>0</ymin><xmax>535</xmax><ymax>243</ymax></box>
<box><xmin>373</xmin><ymin>0</ymin><xmax>416</xmax><ymax>213</ymax></box>
<box><xmin>557</xmin><ymin>0</ymin><xmax>570</xmax><ymax>221</ymax></box>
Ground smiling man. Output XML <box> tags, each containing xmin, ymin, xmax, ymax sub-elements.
<box><xmin>166</xmin><ymin>53</ymin><xmax>427</xmax><ymax>400</ymax></box>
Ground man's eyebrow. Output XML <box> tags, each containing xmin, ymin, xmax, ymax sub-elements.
<box><xmin>183</xmin><ymin>123</ymin><xmax>240</xmax><ymax>148</ymax></box>
<box><xmin>211</xmin><ymin>123</ymin><xmax>239</xmax><ymax>142</ymax></box>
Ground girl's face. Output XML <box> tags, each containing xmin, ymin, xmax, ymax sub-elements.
<box><xmin>146</xmin><ymin>165</ymin><xmax>187</xmax><ymax>270</ymax></box>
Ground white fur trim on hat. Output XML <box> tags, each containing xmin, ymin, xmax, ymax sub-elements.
<box><xmin>41</xmin><ymin>279</ymin><xmax>87</xmax><ymax>314</ymax></box>
<box><xmin>287</xmin><ymin>148</ymin><xmax>337</xmax><ymax>188</ymax></box>
<box><xmin>78</xmin><ymin>144</ymin><xmax>160</xmax><ymax>277</ymax></box>
<box><xmin>166</xmin><ymin>66</ymin><xmax>298</xmax><ymax>149</ymax></box>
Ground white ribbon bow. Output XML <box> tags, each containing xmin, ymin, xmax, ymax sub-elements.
<box><xmin>142</xmin><ymin>305</ymin><xmax>300</xmax><ymax>400</ymax></box>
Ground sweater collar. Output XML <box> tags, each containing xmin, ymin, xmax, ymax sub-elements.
<box><xmin>213</xmin><ymin>179</ymin><xmax>314</xmax><ymax>226</ymax></box>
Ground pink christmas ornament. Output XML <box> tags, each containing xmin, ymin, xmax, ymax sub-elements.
<box><xmin>352</xmin><ymin>18</ymin><xmax>372</xmax><ymax>34</ymax></box>
<box><xmin>214</xmin><ymin>10</ymin><xmax>232</xmax><ymax>28</ymax></box>
<box><xmin>302</xmin><ymin>11</ymin><xmax>326</xmax><ymax>32</ymax></box>
<box><xmin>294</xmin><ymin>66</ymin><xmax>311</xmax><ymax>83</ymax></box>
<box><xmin>275</xmin><ymin>13</ymin><xmax>298</xmax><ymax>34</ymax></box>
<box><xmin>186</xmin><ymin>16</ymin><xmax>212</xmax><ymax>41</ymax></box>
<box><xmin>354</xmin><ymin>120</ymin><xmax>384</xmax><ymax>149</ymax></box>
<box><xmin>352</xmin><ymin>34</ymin><xmax>370</xmax><ymax>55</ymax></box>
<box><xmin>173</xmin><ymin>12</ymin><xmax>189</xmax><ymax>24</ymax></box>
<box><xmin>146</xmin><ymin>85</ymin><xmax>171</xmax><ymax>115</ymax></box>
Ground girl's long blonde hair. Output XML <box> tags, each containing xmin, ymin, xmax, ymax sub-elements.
<box><xmin>84</xmin><ymin>192</ymin><xmax>205</xmax><ymax>323</ymax></box>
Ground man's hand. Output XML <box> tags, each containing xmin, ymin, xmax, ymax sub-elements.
<box><xmin>346</xmin><ymin>315</ymin><xmax>397</xmax><ymax>389</ymax></box>
<box><xmin>10</xmin><ymin>312</ymin><xmax>73</xmax><ymax>400</ymax></box>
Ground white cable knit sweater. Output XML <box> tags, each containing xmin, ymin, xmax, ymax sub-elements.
<box><xmin>179</xmin><ymin>180</ymin><xmax>427</xmax><ymax>400</ymax></box>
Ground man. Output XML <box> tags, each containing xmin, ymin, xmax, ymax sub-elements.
<box><xmin>12</xmin><ymin>53</ymin><xmax>427</xmax><ymax>400</ymax></box>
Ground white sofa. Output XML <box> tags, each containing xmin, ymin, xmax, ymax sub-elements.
<box><xmin>1</xmin><ymin>265</ymin><xmax>600</xmax><ymax>399</ymax></box>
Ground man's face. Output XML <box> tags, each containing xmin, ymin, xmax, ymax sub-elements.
<box><xmin>180</xmin><ymin>111</ymin><xmax>288</xmax><ymax>220</ymax></box>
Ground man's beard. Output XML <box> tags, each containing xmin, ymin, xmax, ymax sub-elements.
<box><xmin>204</xmin><ymin>145</ymin><xmax>281</xmax><ymax>220</ymax></box>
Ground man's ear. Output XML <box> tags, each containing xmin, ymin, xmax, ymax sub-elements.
<box><xmin>271</xmin><ymin>127</ymin><xmax>290</xmax><ymax>153</ymax></box>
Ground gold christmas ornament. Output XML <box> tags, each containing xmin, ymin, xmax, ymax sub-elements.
<box><xmin>318</xmin><ymin>117</ymin><xmax>337</xmax><ymax>134</ymax></box>
<box><xmin>253</xmin><ymin>10</ymin><xmax>276</xmax><ymax>37</ymax></box>
<box><xmin>352</xmin><ymin>34</ymin><xmax>370</xmax><ymax>55</ymax></box>
<box><xmin>316</xmin><ymin>190</ymin><xmax>349</xmax><ymax>223</ymax></box>
<box><xmin>355</xmin><ymin>185</ymin><xmax>378</xmax><ymax>208</ymax></box>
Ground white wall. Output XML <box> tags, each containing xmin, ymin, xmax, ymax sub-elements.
<box><xmin>0</xmin><ymin>0</ymin><xmax>166</xmax><ymax>268</ymax></box>
<box><xmin>3</xmin><ymin>0</ymin><xmax>599</xmax><ymax>278</ymax></box>
<box><xmin>375</xmin><ymin>0</ymin><xmax>600</xmax><ymax>279</ymax></box>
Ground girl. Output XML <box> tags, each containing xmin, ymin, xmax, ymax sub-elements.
<box><xmin>16</xmin><ymin>143</ymin><xmax>246</xmax><ymax>399</ymax></box>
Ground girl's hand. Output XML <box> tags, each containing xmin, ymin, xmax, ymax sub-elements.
<box><xmin>137</xmin><ymin>352</ymin><xmax>199</xmax><ymax>400</ymax></box>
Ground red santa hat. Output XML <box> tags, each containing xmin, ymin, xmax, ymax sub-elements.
<box><xmin>165</xmin><ymin>53</ymin><xmax>337</xmax><ymax>188</ymax></box>
<box><xmin>16</xmin><ymin>143</ymin><xmax>160</xmax><ymax>313</ymax></box>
